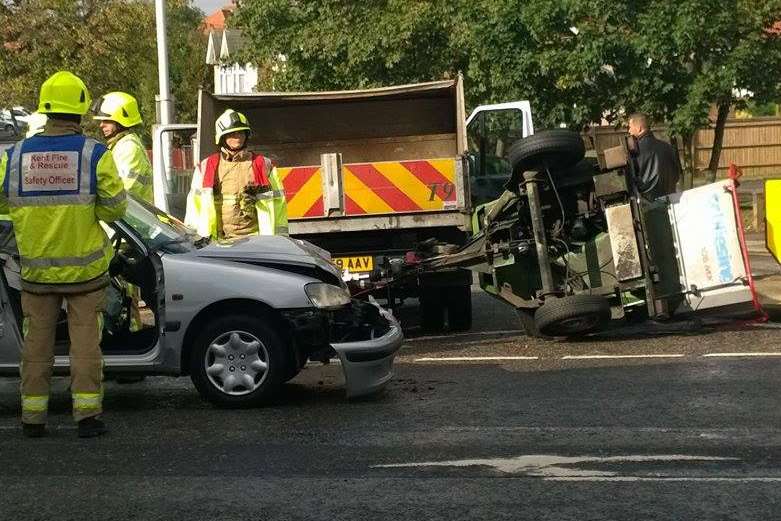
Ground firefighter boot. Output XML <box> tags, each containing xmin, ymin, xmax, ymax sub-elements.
<box><xmin>77</xmin><ymin>417</ymin><xmax>107</xmax><ymax>438</ymax></box>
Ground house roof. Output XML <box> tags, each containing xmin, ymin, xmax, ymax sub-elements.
<box><xmin>202</xmin><ymin>2</ymin><xmax>236</xmax><ymax>32</ymax></box>
<box><xmin>206</xmin><ymin>28</ymin><xmax>247</xmax><ymax>64</ymax></box>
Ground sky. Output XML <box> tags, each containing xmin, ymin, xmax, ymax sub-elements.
<box><xmin>193</xmin><ymin>0</ymin><xmax>225</xmax><ymax>15</ymax></box>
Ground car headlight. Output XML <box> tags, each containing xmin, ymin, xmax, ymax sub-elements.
<box><xmin>305</xmin><ymin>283</ymin><xmax>351</xmax><ymax>309</ymax></box>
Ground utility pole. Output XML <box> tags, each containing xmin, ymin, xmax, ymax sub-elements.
<box><xmin>154</xmin><ymin>0</ymin><xmax>174</xmax><ymax>124</ymax></box>
<box><xmin>153</xmin><ymin>0</ymin><xmax>174</xmax><ymax>212</ymax></box>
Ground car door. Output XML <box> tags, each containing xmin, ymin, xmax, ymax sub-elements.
<box><xmin>0</xmin><ymin>220</ymin><xmax>25</xmax><ymax>372</ymax></box>
<box><xmin>102</xmin><ymin>217</ymin><xmax>179</xmax><ymax>374</ymax></box>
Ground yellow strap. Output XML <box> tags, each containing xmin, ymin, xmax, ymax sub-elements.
<box><xmin>72</xmin><ymin>392</ymin><xmax>102</xmax><ymax>410</ymax></box>
<box><xmin>22</xmin><ymin>395</ymin><xmax>49</xmax><ymax>412</ymax></box>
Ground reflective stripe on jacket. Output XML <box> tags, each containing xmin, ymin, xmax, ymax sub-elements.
<box><xmin>108</xmin><ymin>131</ymin><xmax>153</xmax><ymax>203</ymax></box>
<box><xmin>0</xmin><ymin>134</ymin><xmax>127</xmax><ymax>285</ymax></box>
<box><xmin>184</xmin><ymin>152</ymin><xmax>288</xmax><ymax>238</ymax></box>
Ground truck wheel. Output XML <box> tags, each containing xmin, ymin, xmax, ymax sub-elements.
<box><xmin>446</xmin><ymin>285</ymin><xmax>472</xmax><ymax>332</ymax></box>
<box><xmin>517</xmin><ymin>309</ymin><xmax>542</xmax><ymax>338</ymax></box>
<box><xmin>508</xmin><ymin>129</ymin><xmax>585</xmax><ymax>179</ymax></box>
<box><xmin>534</xmin><ymin>295</ymin><xmax>611</xmax><ymax>337</ymax></box>
<box><xmin>420</xmin><ymin>292</ymin><xmax>445</xmax><ymax>333</ymax></box>
<box><xmin>190</xmin><ymin>314</ymin><xmax>287</xmax><ymax>407</ymax></box>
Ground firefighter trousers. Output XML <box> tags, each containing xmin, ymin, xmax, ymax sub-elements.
<box><xmin>20</xmin><ymin>289</ymin><xmax>106</xmax><ymax>424</ymax></box>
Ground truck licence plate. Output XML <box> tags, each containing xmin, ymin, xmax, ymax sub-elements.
<box><xmin>333</xmin><ymin>256</ymin><xmax>374</xmax><ymax>273</ymax></box>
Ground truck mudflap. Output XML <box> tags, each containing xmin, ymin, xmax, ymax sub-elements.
<box><xmin>331</xmin><ymin>299</ymin><xmax>403</xmax><ymax>398</ymax></box>
<box><xmin>666</xmin><ymin>179</ymin><xmax>762</xmax><ymax>317</ymax></box>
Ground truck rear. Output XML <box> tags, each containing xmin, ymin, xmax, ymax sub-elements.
<box><xmin>194</xmin><ymin>78</ymin><xmax>474</xmax><ymax>331</ymax></box>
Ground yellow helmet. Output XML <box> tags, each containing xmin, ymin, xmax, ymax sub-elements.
<box><xmin>215</xmin><ymin>109</ymin><xmax>251</xmax><ymax>144</ymax></box>
<box><xmin>25</xmin><ymin>112</ymin><xmax>48</xmax><ymax>138</ymax></box>
<box><xmin>37</xmin><ymin>71</ymin><xmax>91</xmax><ymax>115</ymax></box>
<box><xmin>92</xmin><ymin>91</ymin><xmax>143</xmax><ymax>128</ymax></box>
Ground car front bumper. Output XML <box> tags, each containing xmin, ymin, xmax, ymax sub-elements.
<box><xmin>281</xmin><ymin>298</ymin><xmax>403</xmax><ymax>398</ymax></box>
<box><xmin>331</xmin><ymin>302</ymin><xmax>403</xmax><ymax>398</ymax></box>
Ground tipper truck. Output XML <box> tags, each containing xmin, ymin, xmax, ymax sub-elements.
<box><xmin>153</xmin><ymin>76</ymin><xmax>534</xmax><ymax>332</ymax></box>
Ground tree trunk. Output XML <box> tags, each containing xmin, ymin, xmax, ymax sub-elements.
<box><xmin>680</xmin><ymin>132</ymin><xmax>696</xmax><ymax>189</ymax></box>
<box><xmin>706</xmin><ymin>100</ymin><xmax>731</xmax><ymax>183</ymax></box>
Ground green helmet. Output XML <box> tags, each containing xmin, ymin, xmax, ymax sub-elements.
<box><xmin>92</xmin><ymin>91</ymin><xmax>143</xmax><ymax>128</ymax></box>
<box><xmin>215</xmin><ymin>109</ymin><xmax>251</xmax><ymax>144</ymax></box>
<box><xmin>37</xmin><ymin>71</ymin><xmax>91</xmax><ymax>115</ymax></box>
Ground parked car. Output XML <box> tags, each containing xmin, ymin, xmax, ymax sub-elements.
<box><xmin>0</xmin><ymin>199</ymin><xmax>403</xmax><ymax>406</ymax></box>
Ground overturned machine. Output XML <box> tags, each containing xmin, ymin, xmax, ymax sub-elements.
<box><xmin>393</xmin><ymin>129</ymin><xmax>760</xmax><ymax>337</ymax></box>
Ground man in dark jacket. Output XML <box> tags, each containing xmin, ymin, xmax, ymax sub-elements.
<box><xmin>628</xmin><ymin>113</ymin><xmax>680</xmax><ymax>199</ymax></box>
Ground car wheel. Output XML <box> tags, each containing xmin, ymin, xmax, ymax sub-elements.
<box><xmin>190</xmin><ymin>314</ymin><xmax>287</xmax><ymax>407</ymax></box>
<box><xmin>420</xmin><ymin>291</ymin><xmax>445</xmax><ymax>333</ymax></box>
<box><xmin>507</xmin><ymin>130</ymin><xmax>585</xmax><ymax>187</ymax></box>
<box><xmin>446</xmin><ymin>284</ymin><xmax>472</xmax><ymax>332</ymax></box>
<box><xmin>534</xmin><ymin>295</ymin><xmax>611</xmax><ymax>337</ymax></box>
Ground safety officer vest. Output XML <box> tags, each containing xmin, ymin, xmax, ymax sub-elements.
<box><xmin>2</xmin><ymin>135</ymin><xmax>122</xmax><ymax>285</ymax></box>
<box><xmin>185</xmin><ymin>152</ymin><xmax>289</xmax><ymax>238</ymax></box>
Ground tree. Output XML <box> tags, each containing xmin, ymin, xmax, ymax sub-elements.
<box><xmin>231</xmin><ymin>0</ymin><xmax>624</xmax><ymax>130</ymax></box>
<box><xmin>234</xmin><ymin>0</ymin><xmax>781</xmax><ymax>183</ymax></box>
<box><xmin>0</xmin><ymin>0</ymin><xmax>209</xmax><ymax>143</ymax></box>
<box><xmin>610</xmin><ymin>0</ymin><xmax>781</xmax><ymax>184</ymax></box>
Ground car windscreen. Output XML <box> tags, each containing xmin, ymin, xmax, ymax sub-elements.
<box><xmin>121</xmin><ymin>197</ymin><xmax>202</xmax><ymax>253</ymax></box>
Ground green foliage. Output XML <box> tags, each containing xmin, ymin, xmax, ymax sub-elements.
<box><xmin>0</xmin><ymin>0</ymin><xmax>209</xmax><ymax>143</ymax></box>
<box><xmin>233</xmin><ymin>0</ymin><xmax>781</xmax><ymax>143</ymax></box>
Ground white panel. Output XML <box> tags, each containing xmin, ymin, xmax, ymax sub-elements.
<box><xmin>667</xmin><ymin>180</ymin><xmax>753</xmax><ymax>313</ymax></box>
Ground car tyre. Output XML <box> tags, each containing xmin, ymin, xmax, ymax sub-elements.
<box><xmin>534</xmin><ymin>295</ymin><xmax>611</xmax><ymax>337</ymax></box>
<box><xmin>446</xmin><ymin>284</ymin><xmax>472</xmax><ymax>332</ymax></box>
<box><xmin>190</xmin><ymin>314</ymin><xmax>287</xmax><ymax>407</ymax></box>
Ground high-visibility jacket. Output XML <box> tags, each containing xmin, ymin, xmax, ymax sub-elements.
<box><xmin>185</xmin><ymin>152</ymin><xmax>288</xmax><ymax>238</ymax></box>
<box><xmin>107</xmin><ymin>131</ymin><xmax>153</xmax><ymax>203</ymax></box>
<box><xmin>0</xmin><ymin>134</ymin><xmax>127</xmax><ymax>287</ymax></box>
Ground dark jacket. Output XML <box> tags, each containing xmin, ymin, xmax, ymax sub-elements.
<box><xmin>633</xmin><ymin>131</ymin><xmax>680</xmax><ymax>199</ymax></box>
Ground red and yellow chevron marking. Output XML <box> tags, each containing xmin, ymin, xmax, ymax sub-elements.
<box><xmin>342</xmin><ymin>158</ymin><xmax>457</xmax><ymax>216</ymax></box>
<box><xmin>276</xmin><ymin>165</ymin><xmax>325</xmax><ymax>219</ymax></box>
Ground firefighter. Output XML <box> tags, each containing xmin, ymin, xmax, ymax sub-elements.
<box><xmin>92</xmin><ymin>92</ymin><xmax>154</xmax><ymax>203</ymax></box>
<box><xmin>0</xmin><ymin>71</ymin><xmax>127</xmax><ymax>438</ymax></box>
<box><xmin>185</xmin><ymin>109</ymin><xmax>288</xmax><ymax>239</ymax></box>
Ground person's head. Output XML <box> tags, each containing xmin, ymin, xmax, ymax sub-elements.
<box><xmin>92</xmin><ymin>91</ymin><xmax>142</xmax><ymax>139</ymax></box>
<box><xmin>215</xmin><ymin>109</ymin><xmax>251</xmax><ymax>151</ymax></box>
<box><xmin>37</xmin><ymin>70</ymin><xmax>91</xmax><ymax>121</ymax></box>
<box><xmin>628</xmin><ymin>112</ymin><xmax>649</xmax><ymax>138</ymax></box>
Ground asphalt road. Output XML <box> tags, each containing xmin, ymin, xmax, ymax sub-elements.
<box><xmin>0</xmin><ymin>249</ymin><xmax>780</xmax><ymax>520</ymax></box>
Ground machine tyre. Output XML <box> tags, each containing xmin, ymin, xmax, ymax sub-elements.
<box><xmin>446</xmin><ymin>285</ymin><xmax>473</xmax><ymax>331</ymax></box>
<box><xmin>508</xmin><ymin>130</ymin><xmax>585</xmax><ymax>176</ymax></box>
<box><xmin>534</xmin><ymin>295</ymin><xmax>611</xmax><ymax>337</ymax></box>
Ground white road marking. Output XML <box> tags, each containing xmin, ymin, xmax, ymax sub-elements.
<box><xmin>544</xmin><ymin>476</ymin><xmax>781</xmax><ymax>482</ymax></box>
<box><xmin>561</xmin><ymin>354</ymin><xmax>685</xmax><ymax>360</ymax></box>
<box><xmin>409</xmin><ymin>330</ymin><xmax>523</xmax><ymax>342</ymax></box>
<box><xmin>414</xmin><ymin>356</ymin><xmax>538</xmax><ymax>362</ymax></box>
<box><xmin>373</xmin><ymin>454</ymin><xmax>738</xmax><ymax>478</ymax></box>
<box><xmin>702</xmin><ymin>352</ymin><xmax>781</xmax><ymax>357</ymax></box>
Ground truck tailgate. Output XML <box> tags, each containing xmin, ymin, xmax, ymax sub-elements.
<box><xmin>278</xmin><ymin>157</ymin><xmax>461</xmax><ymax>219</ymax></box>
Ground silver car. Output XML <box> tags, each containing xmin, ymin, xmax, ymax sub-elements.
<box><xmin>0</xmin><ymin>199</ymin><xmax>403</xmax><ymax>406</ymax></box>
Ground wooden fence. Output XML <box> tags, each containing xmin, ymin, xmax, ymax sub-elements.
<box><xmin>588</xmin><ymin>117</ymin><xmax>781</xmax><ymax>179</ymax></box>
